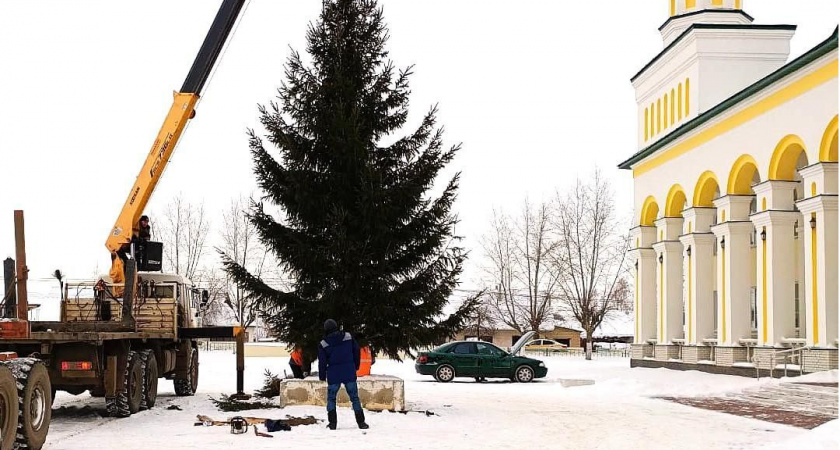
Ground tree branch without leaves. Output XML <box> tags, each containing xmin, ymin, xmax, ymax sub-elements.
<box><xmin>553</xmin><ymin>170</ymin><xmax>630</xmax><ymax>360</ymax></box>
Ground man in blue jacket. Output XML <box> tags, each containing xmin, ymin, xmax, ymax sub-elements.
<box><xmin>318</xmin><ymin>319</ymin><xmax>369</xmax><ymax>430</ymax></box>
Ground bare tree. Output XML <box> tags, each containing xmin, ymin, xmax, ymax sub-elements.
<box><xmin>554</xmin><ymin>170</ymin><xmax>630</xmax><ymax>360</ymax></box>
<box><xmin>465</xmin><ymin>295</ymin><xmax>497</xmax><ymax>340</ymax></box>
<box><xmin>217</xmin><ymin>197</ymin><xmax>269</xmax><ymax>329</ymax></box>
<box><xmin>155</xmin><ymin>194</ymin><xmax>210</xmax><ymax>280</ymax></box>
<box><xmin>480</xmin><ymin>201</ymin><xmax>561</xmax><ymax>335</ymax></box>
<box><xmin>193</xmin><ymin>268</ymin><xmax>230</xmax><ymax>326</ymax></box>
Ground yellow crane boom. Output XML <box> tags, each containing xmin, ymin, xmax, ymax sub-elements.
<box><xmin>106</xmin><ymin>0</ymin><xmax>246</xmax><ymax>285</ymax></box>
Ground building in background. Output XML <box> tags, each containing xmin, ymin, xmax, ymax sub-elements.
<box><xmin>456</xmin><ymin>325</ymin><xmax>583</xmax><ymax>349</ymax></box>
<box><xmin>619</xmin><ymin>0</ymin><xmax>838</xmax><ymax>375</ymax></box>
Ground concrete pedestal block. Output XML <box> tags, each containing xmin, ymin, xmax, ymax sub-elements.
<box><xmin>655</xmin><ymin>345</ymin><xmax>680</xmax><ymax>360</ymax></box>
<box><xmin>753</xmin><ymin>347</ymin><xmax>776</xmax><ymax>370</ymax></box>
<box><xmin>802</xmin><ymin>348</ymin><xmax>839</xmax><ymax>373</ymax></box>
<box><xmin>279</xmin><ymin>375</ymin><xmax>405</xmax><ymax>411</ymax></box>
<box><xmin>682</xmin><ymin>346</ymin><xmax>703</xmax><ymax>364</ymax></box>
<box><xmin>631</xmin><ymin>344</ymin><xmax>646</xmax><ymax>359</ymax></box>
<box><xmin>715</xmin><ymin>346</ymin><xmax>749</xmax><ymax>366</ymax></box>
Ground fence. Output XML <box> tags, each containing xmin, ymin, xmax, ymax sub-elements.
<box><xmin>198</xmin><ymin>340</ymin><xmax>237</xmax><ymax>352</ymax></box>
<box><xmin>522</xmin><ymin>347</ymin><xmax>630</xmax><ymax>358</ymax></box>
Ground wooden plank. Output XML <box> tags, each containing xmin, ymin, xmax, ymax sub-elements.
<box><xmin>30</xmin><ymin>321</ymin><xmax>134</xmax><ymax>333</ymax></box>
<box><xmin>26</xmin><ymin>330</ymin><xmax>176</xmax><ymax>342</ymax></box>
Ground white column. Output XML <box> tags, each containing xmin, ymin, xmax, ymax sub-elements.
<box><xmin>797</xmin><ymin>162</ymin><xmax>839</xmax><ymax>348</ymax></box>
<box><xmin>630</xmin><ymin>226</ymin><xmax>657</xmax><ymax>344</ymax></box>
<box><xmin>653</xmin><ymin>217</ymin><xmax>684</xmax><ymax>344</ymax></box>
<box><xmin>680</xmin><ymin>207</ymin><xmax>717</xmax><ymax>344</ymax></box>
<box><xmin>752</xmin><ymin>180</ymin><xmax>799</xmax><ymax>347</ymax></box>
<box><xmin>711</xmin><ymin>195</ymin><xmax>754</xmax><ymax>346</ymax></box>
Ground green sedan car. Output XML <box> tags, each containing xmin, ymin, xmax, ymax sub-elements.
<box><xmin>415</xmin><ymin>331</ymin><xmax>547</xmax><ymax>382</ymax></box>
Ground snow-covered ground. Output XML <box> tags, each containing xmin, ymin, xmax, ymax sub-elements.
<box><xmin>44</xmin><ymin>352</ymin><xmax>837</xmax><ymax>450</ymax></box>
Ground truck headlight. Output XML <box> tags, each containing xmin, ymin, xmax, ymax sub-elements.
<box><xmin>539</xmin><ymin>362</ymin><xmax>545</xmax><ymax>367</ymax></box>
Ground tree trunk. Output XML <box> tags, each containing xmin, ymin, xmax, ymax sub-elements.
<box><xmin>585</xmin><ymin>329</ymin><xmax>593</xmax><ymax>361</ymax></box>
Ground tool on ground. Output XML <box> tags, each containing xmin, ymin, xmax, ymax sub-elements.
<box><xmin>254</xmin><ymin>427</ymin><xmax>273</xmax><ymax>438</ymax></box>
<box><xmin>230</xmin><ymin>416</ymin><xmax>249</xmax><ymax>434</ymax></box>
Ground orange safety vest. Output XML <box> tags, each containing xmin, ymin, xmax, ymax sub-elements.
<box><xmin>290</xmin><ymin>348</ymin><xmax>303</xmax><ymax>366</ymax></box>
<box><xmin>356</xmin><ymin>346</ymin><xmax>372</xmax><ymax>376</ymax></box>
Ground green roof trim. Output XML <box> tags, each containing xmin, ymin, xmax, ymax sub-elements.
<box><xmin>619</xmin><ymin>27</ymin><xmax>838</xmax><ymax>171</ymax></box>
<box><xmin>632</xmin><ymin>23</ymin><xmax>796</xmax><ymax>83</ymax></box>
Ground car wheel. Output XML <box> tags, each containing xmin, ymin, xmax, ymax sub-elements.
<box><xmin>434</xmin><ymin>365</ymin><xmax>455</xmax><ymax>383</ymax></box>
<box><xmin>515</xmin><ymin>365</ymin><xmax>534</xmax><ymax>383</ymax></box>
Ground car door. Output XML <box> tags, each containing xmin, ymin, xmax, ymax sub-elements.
<box><xmin>477</xmin><ymin>343</ymin><xmax>513</xmax><ymax>377</ymax></box>
<box><xmin>449</xmin><ymin>342</ymin><xmax>479</xmax><ymax>377</ymax></box>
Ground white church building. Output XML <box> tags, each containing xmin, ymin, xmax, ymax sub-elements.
<box><xmin>620</xmin><ymin>0</ymin><xmax>838</xmax><ymax>375</ymax></box>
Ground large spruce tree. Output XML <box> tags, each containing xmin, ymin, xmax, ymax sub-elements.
<box><xmin>223</xmin><ymin>0</ymin><xmax>477</xmax><ymax>359</ymax></box>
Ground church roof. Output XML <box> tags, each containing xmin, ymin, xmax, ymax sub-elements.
<box><xmin>630</xmin><ymin>23</ymin><xmax>797</xmax><ymax>84</ymax></box>
<box><xmin>620</xmin><ymin>27</ymin><xmax>838</xmax><ymax>171</ymax></box>
<box><xmin>657</xmin><ymin>9</ymin><xmax>755</xmax><ymax>33</ymax></box>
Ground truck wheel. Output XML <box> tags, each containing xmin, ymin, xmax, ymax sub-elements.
<box><xmin>140</xmin><ymin>350</ymin><xmax>158</xmax><ymax>410</ymax></box>
<box><xmin>107</xmin><ymin>351</ymin><xmax>144</xmax><ymax>418</ymax></box>
<box><xmin>174</xmin><ymin>347</ymin><xmax>198</xmax><ymax>396</ymax></box>
<box><xmin>9</xmin><ymin>358</ymin><xmax>51</xmax><ymax>450</ymax></box>
<box><xmin>125</xmin><ymin>351</ymin><xmax>144</xmax><ymax>414</ymax></box>
<box><xmin>0</xmin><ymin>364</ymin><xmax>19</xmax><ymax>450</ymax></box>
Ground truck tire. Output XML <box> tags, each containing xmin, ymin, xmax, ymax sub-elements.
<box><xmin>8</xmin><ymin>358</ymin><xmax>51</xmax><ymax>450</ymax></box>
<box><xmin>173</xmin><ymin>347</ymin><xmax>198</xmax><ymax>396</ymax></box>
<box><xmin>0</xmin><ymin>364</ymin><xmax>19</xmax><ymax>450</ymax></box>
<box><xmin>125</xmin><ymin>351</ymin><xmax>144</xmax><ymax>415</ymax></box>
<box><xmin>106</xmin><ymin>351</ymin><xmax>144</xmax><ymax>417</ymax></box>
<box><xmin>139</xmin><ymin>350</ymin><xmax>158</xmax><ymax>410</ymax></box>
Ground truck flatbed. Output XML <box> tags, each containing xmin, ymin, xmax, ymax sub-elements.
<box><xmin>7</xmin><ymin>323</ymin><xmax>241</xmax><ymax>344</ymax></box>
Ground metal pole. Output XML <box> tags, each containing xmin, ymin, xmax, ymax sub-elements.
<box><xmin>14</xmin><ymin>211</ymin><xmax>28</xmax><ymax>320</ymax></box>
<box><xmin>230</xmin><ymin>326</ymin><xmax>249</xmax><ymax>399</ymax></box>
<box><xmin>3</xmin><ymin>258</ymin><xmax>15</xmax><ymax>318</ymax></box>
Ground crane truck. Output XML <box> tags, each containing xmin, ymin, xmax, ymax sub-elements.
<box><xmin>0</xmin><ymin>1</ymin><xmax>248</xmax><ymax>448</ymax></box>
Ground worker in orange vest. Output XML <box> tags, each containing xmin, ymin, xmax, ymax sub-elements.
<box><xmin>356</xmin><ymin>345</ymin><xmax>374</xmax><ymax>377</ymax></box>
<box><xmin>289</xmin><ymin>345</ymin><xmax>305</xmax><ymax>379</ymax></box>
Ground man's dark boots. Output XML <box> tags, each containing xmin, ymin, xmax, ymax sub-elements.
<box><xmin>327</xmin><ymin>410</ymin><xmax>337</xmax><ymax>430</ymax></box>
<box><xmin>355</xmin><ymin>409</ymin><xmax>369</xmax><ymax>429</ymax></box>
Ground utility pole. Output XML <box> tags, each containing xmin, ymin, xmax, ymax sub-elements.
<box><xmin>14</xmin><ymin>210</ymin><xmax>28</xmax><ymax>320</ymax></box>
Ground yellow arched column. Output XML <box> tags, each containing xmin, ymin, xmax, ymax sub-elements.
<box><xmin>727</xmin><ymin>154</ymin><xmax>760</xmax><ymax>194</ymax></box>
<box><xmin>693</xmin><ymin>171</ymin><xmax>720</xmax><ymax>207</ymax></box>
<box><xmin>768</xmin><ymin>134</ymin><xmax>807</xmax><ymax>180</ymax></box>
<box><xmin>665</xmin><ymin>185</ymin><xmax>687</xmax><ymax>217</ymax></box>
<box><xmin>640</xmin><ymin>196</ymin><xmax>660</xmax><ymax>226</ymax></box>
<box><xmin>819</xmin><ymin>115</ymin><xmax>838</xmax><ymax>162</ymax></box>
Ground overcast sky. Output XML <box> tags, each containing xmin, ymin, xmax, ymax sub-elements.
<box><xmin>0</xmin><ymin>1</ymin><xmax>837</xmax><ymax>311</ymax></box>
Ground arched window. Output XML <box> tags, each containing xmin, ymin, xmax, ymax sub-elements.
<box><xmin>678</xmin><ymin>83</ymin><xmax>683</xmax><ymax>121</ymax></box>
<box><xmin>685</xmin><ymin>78</ymin><xmax>690</xmax><ymax>117</ymax></box>
<box><xmin>664</xmin><ymin>94</ymin><xmax>669</xmax><ymax>129</ymax></box>
<box><xmin>670</xmin><ymin>89</ymin><xmax>675</xmax><ymax>124</ymax></box>
<box><xmin>644</xmin><ymin>108</ymin><xmax>649</xmax><ymax>141</ymax></box>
